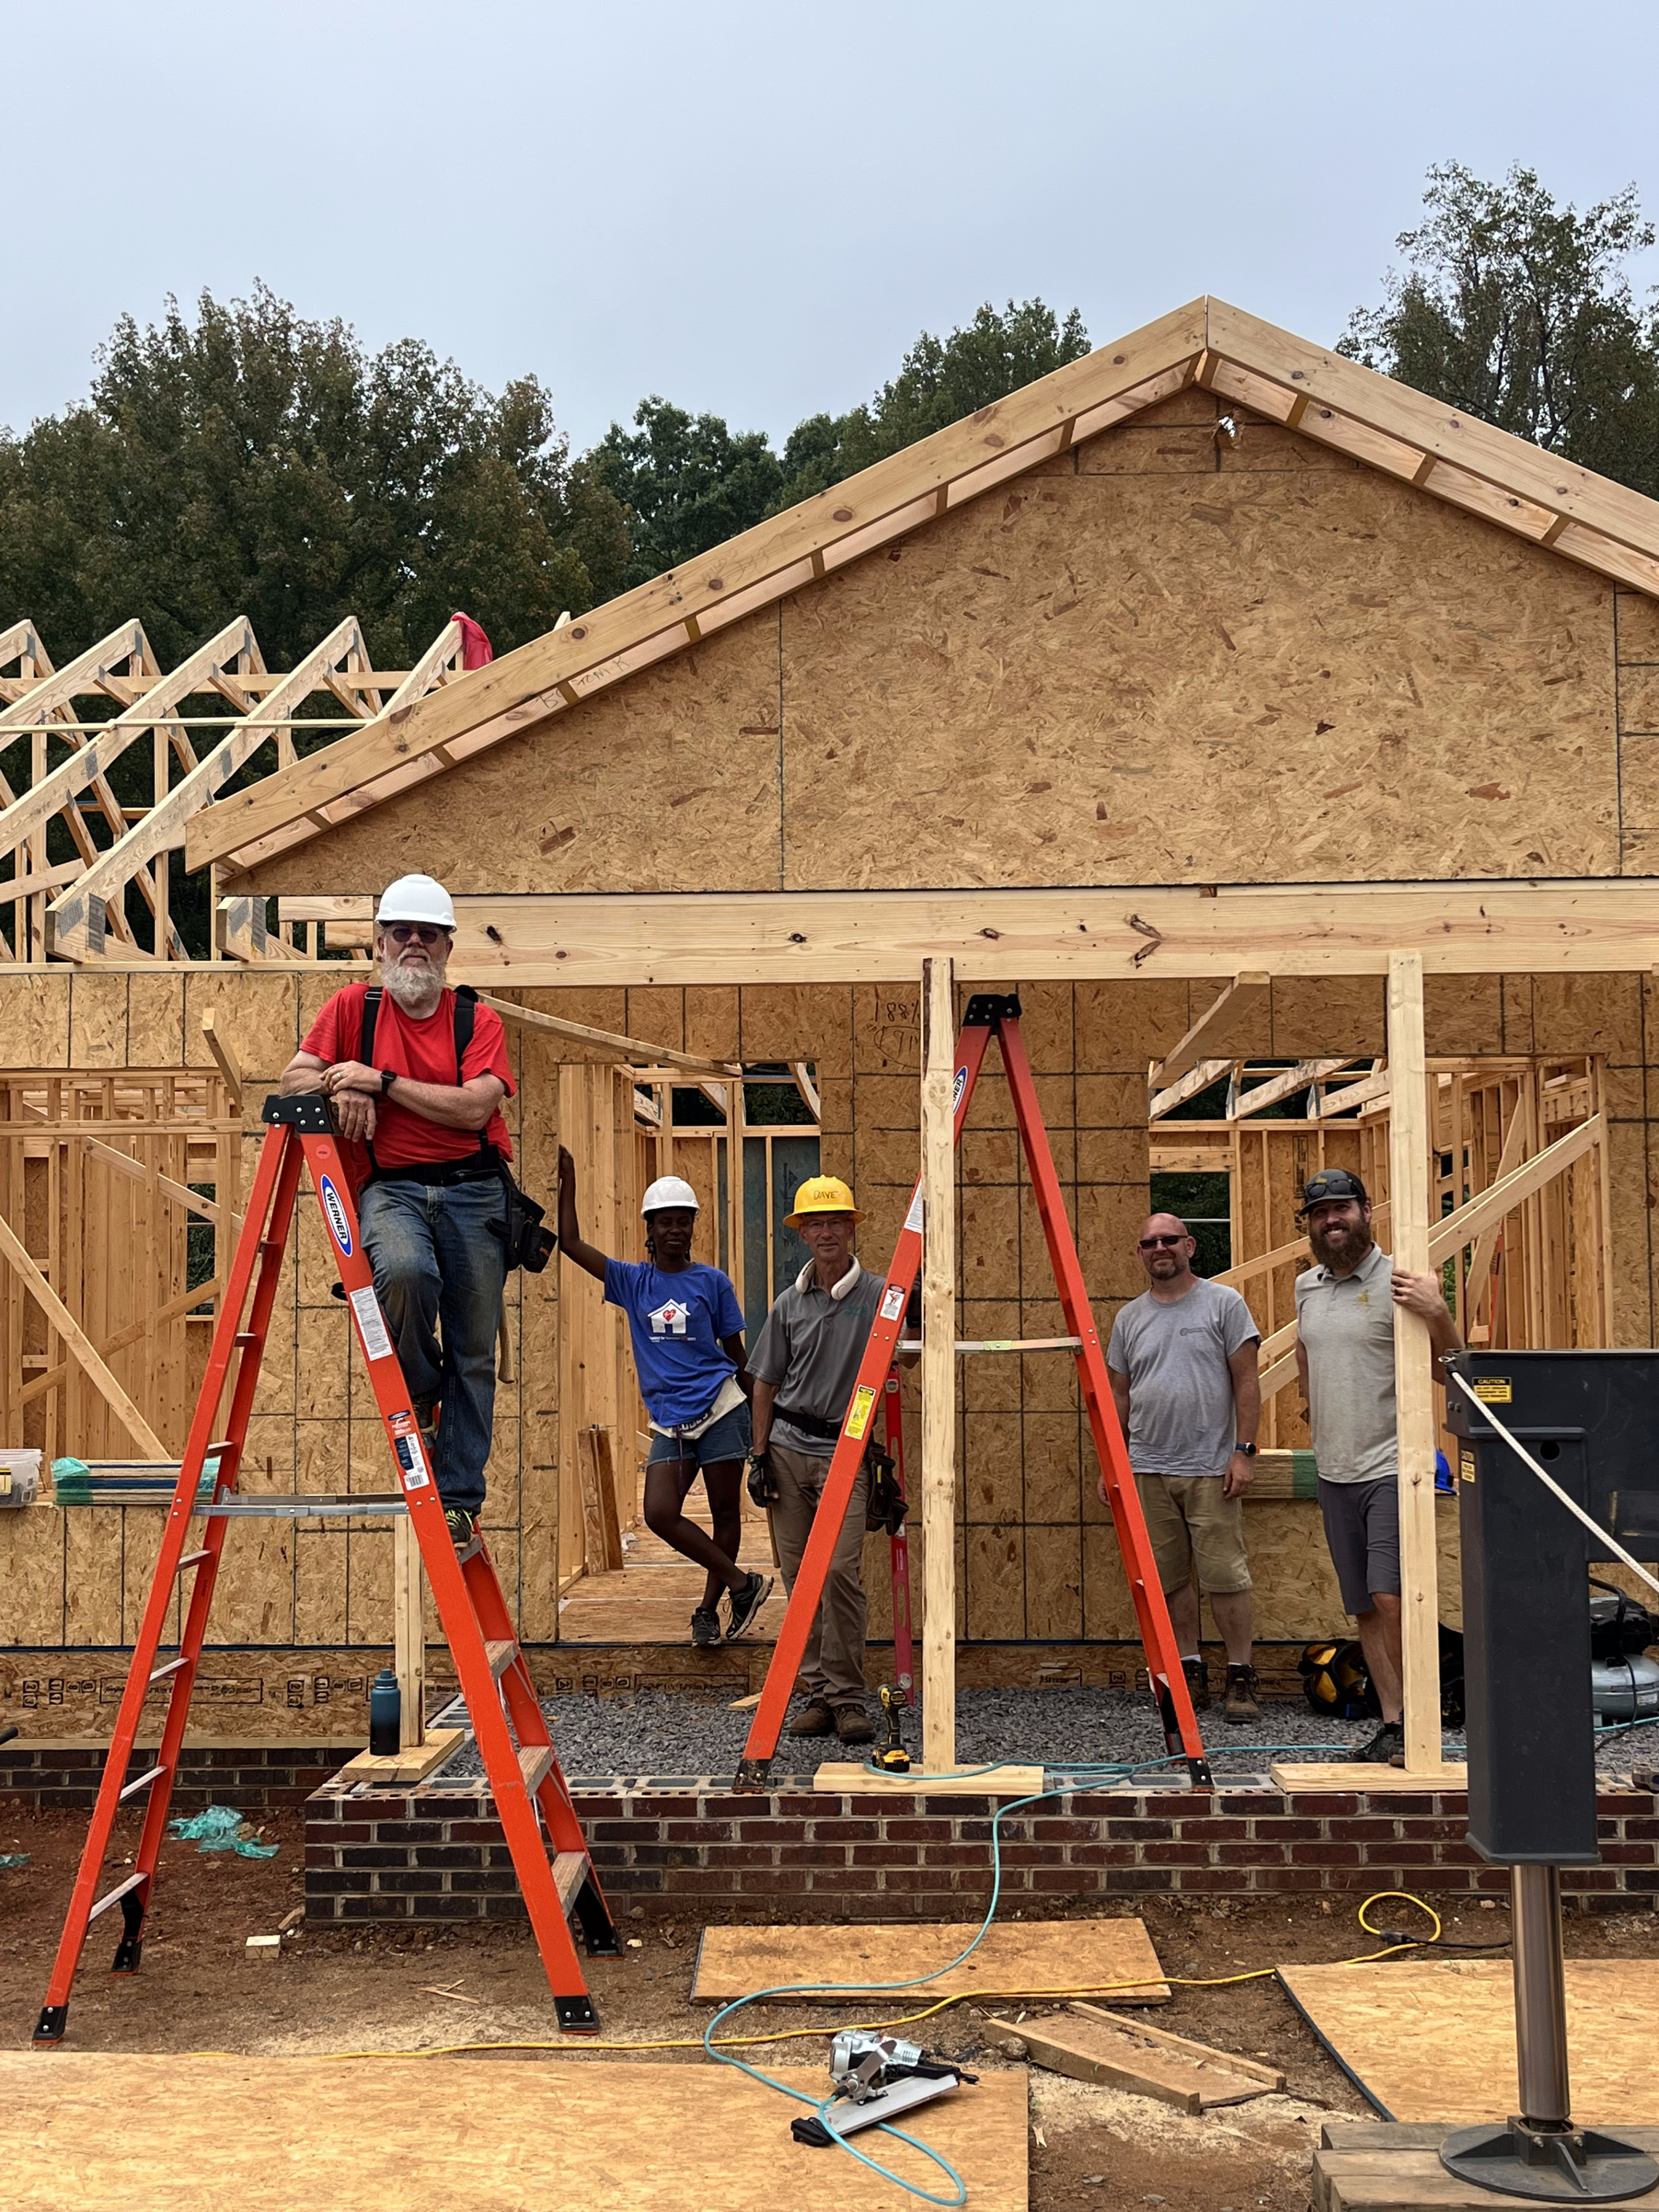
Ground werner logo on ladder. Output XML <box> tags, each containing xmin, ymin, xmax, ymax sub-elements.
<box><xmin>35</xmin><ymin>1092</ymin><xmax>618</xmax><ymax>2047</ymax></box>
<box><xmin>736</xmin><ymin>993</ymin><xmax>1213</xmax><ymax>1790</ymax></box>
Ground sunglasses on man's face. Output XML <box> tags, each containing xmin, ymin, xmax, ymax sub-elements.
<box><xmin>385</xmin><ymin>924</ymin><xmax>449</xmax><ymax>945</ymax></box>
<box><xmin>1138</xmin><ymin>1233</ymin><xmax>1188</xmax><ymax>1250</ymax></box>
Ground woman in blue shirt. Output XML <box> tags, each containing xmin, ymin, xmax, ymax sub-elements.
<box><xmin>558</xmin><ymin>1149</ymin><xmax>771</xmax><ymax>1648</ymax></box>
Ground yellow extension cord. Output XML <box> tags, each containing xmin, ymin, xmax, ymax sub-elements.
<box><xmin>191</xmin><ymin>1889</ymin><xmax>1445</xmax><ymax>2063</ymax></box>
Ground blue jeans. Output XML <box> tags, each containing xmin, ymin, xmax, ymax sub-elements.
<box><xmin>359</xmin><ymin>1175</ymin><xmax>507</xmax><ymax>1512</ymax></box>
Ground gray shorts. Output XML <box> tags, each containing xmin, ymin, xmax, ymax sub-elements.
<box><xmin>1317</xmin><ymin>1474</ymin><xmax>1400</xmax><ymax>1613</ymax></box>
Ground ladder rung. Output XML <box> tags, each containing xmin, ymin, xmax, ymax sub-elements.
<box><xmin>89</xmin><ymin>1873</ymin><xmax>145</xmax><ymax>1922</ymax></box>
<box><xmin>552</xmin><ymin>1849</ymin><xmax>588</xmax><ymax>1913</ymax></box>
<box><xmin>519</xmin><ymin>1745</ymin><xmax>554</xmax><ymax>1794</ymax></box>
<box><xmin>897</xmin><ymin>1335</ymin><xmax>1082</xmax><ymax>1355</ymax></box>
<box><xmin>119</xmin><ymin>1764</ymin><xmax>167</xmax><ymax>1802</ymax></box>
<box><xmin>234</xmin><ymin>1332</ymin><xmax>260</xmax><ymax>1348</ymax></box>
<box><xmin>147</xmin><ymin>1655</ymin><xmax>190</xmax><ymax>1685</ymax></box>
<box><xmin>175</xmin><ymin>1550</ymin><xmax>213</xmax><ymax>1573</ymax></box>
<box><xmin>485</xmin><ymin>1640</ymin><xmax>517</xmax><ymax>1680</ymax></box>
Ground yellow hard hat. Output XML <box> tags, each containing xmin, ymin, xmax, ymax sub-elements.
<box><xmin>785</xmin><ymin>1174</ymin><xmax>863</xmax><ymax>1227</ymax></box>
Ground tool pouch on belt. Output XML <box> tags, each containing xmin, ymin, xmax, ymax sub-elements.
<box><xmin>487</xmin><ymin>1169</ymin><xmax>557</xmax><ymax>1274</ymax></box>
<box><xmin>864</xmin><ymin>1442</ymin><xmax>907</xmax><ymax>1534</ymax></box>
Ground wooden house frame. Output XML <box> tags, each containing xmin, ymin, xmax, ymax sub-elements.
<box><xmin>4</xmin><ymin>296</ymin><xmax>1659</xmax><ymax>1780</ymax></box>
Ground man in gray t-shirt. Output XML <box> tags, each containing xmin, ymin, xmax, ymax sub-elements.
<box><xmin>1105</xmin><ymin>1213</ymin><xmax>1262</xmax><ymax>1722</ymax></box>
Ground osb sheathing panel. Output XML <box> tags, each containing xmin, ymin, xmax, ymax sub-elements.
<box><xmin>778</xmin><ymin>464</ymin><xmax>1615</xmax><ymax>889</ymax></box>
<box><xmin>247</xmin><ymin>618</ymin><xmax>786</xmax><ymax>895</ymax></box>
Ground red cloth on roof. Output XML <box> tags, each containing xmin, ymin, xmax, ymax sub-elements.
<box><xmin>452</xmin><ymin>613</ymin><xmax>494</xmax><ymax>669</ymax></box>
<box><xmin>300</xmin><ymin>983</ymin><xmax>514</xmax><ymax>1180</ymax></box>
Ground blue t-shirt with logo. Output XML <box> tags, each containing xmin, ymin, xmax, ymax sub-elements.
<box><xmin>603</xmin><ymin>1259</ymin><xmax>746</xmax><ymax>1427</ymax></box>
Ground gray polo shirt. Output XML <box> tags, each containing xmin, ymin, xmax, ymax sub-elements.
<box><xmin>1105</xmin><ymin>1278</ymin><xmax>1259</xmax><ymax>1479</ymax></box>
<box><xmin>1294</xmin><ymin>1240</ymin><xmax>1396</xmax><ymax>1484</ymax></box>
<box><xmin>748</xmin><ymin>1259</ymin><xmax>887</xmax><ymax>1456</ymax></box>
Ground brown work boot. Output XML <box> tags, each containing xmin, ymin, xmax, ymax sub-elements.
<box><xmin>1181</xmin><ymin>1657</ymin><xmax>1211</xmax><ymax>1712</ymax></box>
<box><xmin>834</xmin><ymin>1702</ymin><xmax>876</xmax><ymax>1746</ymax></box>
<box><xmin>1223</xmin><ymin>1664</ymin><xmax>1262</xmax><ymax>1725</ymax></box>
<box><xmin>788</xmin><ymin>1698</ymin><xmax>836</xmax><ymax>1738</ymax></box>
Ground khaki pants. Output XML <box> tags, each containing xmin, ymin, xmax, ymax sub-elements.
<box><xmin>769</xmin><ymin>1442</ymin><xmax>869</xmax><ymax>1707</ymax></box>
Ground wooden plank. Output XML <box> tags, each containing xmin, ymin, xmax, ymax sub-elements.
<box><xmin>1279</xmin><ymin>1958</ymin><xmax>1659</xmax><ymax>2126</ymax></box>
<box><xmin>1150</xmin><ymin>971</ymin><xmax>1271</xmax><ymax>1087</ymax></box>
<box><xmin>921</xmin><ymin>955</ymin><xmax>956</xmax><ymax>1773</ymax></box>
<box><xmin>1389</xmin><ymin>953</ymin><xmax>1439</xmax><ymax>1777</ymax></box>
<box><xmin>1235</xmin><ymin>1059</ymin><xmax>1359</xmax><ymax>1120</ymax></box>
<box><xmin>0</xmin><ymin>619</ymin><xmax>146</xmax><ymax>738</ymax></box>
<box><xmin>185</xmin><ymin>301</ymin><xmax>1211</xmax><ymax>869</ymax></box>
<box><xmin>412</xmin><ymin>884</ymin><xmax>1659</xmax><ymax>988</ymax></box>
<box><xmin>337</xmin><ymin>1727</ymin><xmax>464</xmax><ymax>1786</ymax></box>
<box><xmin>692</xmin><ymin>1918</ymin><xmax>1169</xmax><ymax>2005</ymax></box>
<box><xmin>1315</xmin><ymin>2135</ymin><xmax>1659</xmax><ymax>2212</ymax></box>
<box><xmin>1148</xmin><ymin>1056</ymin><xmax>1232</xmax><ymax>1122</ymax></box>
<box><xmin>0</xmin><ymin>1207</ymin><xmax>166</xmax><ymax>1456</ymax></box>
<box><xmin>0</xmin><ymin>2051</ymin><xmax>1029</xmax><ymax>2212</ymax></box>
<box><xmin>198</xmin><ymin>1009</ymin><xmax>243</xmax><ymax>1114</ymax></box>
<box><xmin>476</xmin><ymin>990</ymin><xmax>740</xmax><ymax>1077</ymax></box>
<box><xmin>392</xmin><ymin>1514</ymin><xmax>425</xmax><ymax>1751</ymax></box>
<box><xmin>1269</xmin><ymin>1762</ymin><xmax>1465</xmax><ymax>1790</ymax></box>
<box><xmin>1067</xmin><ymin>2004</ymin><xmax>1285</xmax><ymax>2086</ymax></box>
<box><xmin>982</xmin><ymin>2007</ymin><xmax>1277</xmax><ymax>2110</ymax></box>
<box><xmin>576</xmin><ymin>1425</ymin><xmax>623</xmax><ymax>1574</ymax></box>
<box><xmin>813</xmin><ymin>1762</ymin><xmax>1043</xmax><ymax>1796</ymax></box>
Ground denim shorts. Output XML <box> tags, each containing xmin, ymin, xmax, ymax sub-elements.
<box><xmin>646</xmin><ymin>1399</ymin><xmax>753</xmax><ymax>1469</ymax></box>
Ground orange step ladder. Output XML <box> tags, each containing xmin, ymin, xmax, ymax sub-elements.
<box><xmin>737</xmin><ymin>992</ymin><xmax>1212</xmax><ymax>1789</ymax></box>
<box><xmin>35</xmin><ymin>1093</ymin><xmax>617</xmax><ymax>2045</ymax></box>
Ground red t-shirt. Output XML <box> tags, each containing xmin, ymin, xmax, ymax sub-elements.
<box><xmin>300</xmin><ymin>984</ymin><xmax>515</xmax><ymax>1176</ymax></box>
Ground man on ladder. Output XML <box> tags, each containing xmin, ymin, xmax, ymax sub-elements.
<box><xmin>279</xmin><ymin>873</ymin><xmax>515</xmax><ymax>1548</ymax></box>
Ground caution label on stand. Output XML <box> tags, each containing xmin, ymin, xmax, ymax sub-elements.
<box><xmin>1472</xmin><ymin>1377</ymin><xmax>1513</xmax><ymax>1403</ymax></box>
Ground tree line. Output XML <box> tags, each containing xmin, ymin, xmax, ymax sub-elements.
<box><xmin>2</xmin><ymin>159</ymin><xmax>1656</xmax><ymax>684</ymax></box>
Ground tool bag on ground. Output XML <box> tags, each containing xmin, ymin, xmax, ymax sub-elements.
<box><xmin>358</xmin><ymin>983</ymin><xmax>555</xmax><ymax>1271</ymax></box>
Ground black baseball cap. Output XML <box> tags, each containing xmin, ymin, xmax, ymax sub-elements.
<box><xmin>1299</xmin><ymin>1168</ymin><xmax>1368</xmax><ymax>1215</ymax></box>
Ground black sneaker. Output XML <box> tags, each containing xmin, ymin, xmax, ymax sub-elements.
<box><xmin>444</xmin><ymin>1507</ymin><xmax>479</xmax><ymax>1551</ymax></box>
<box><xmin>1352</xmin><ymin>1720</ymin><xmax>1406</xmax><ymax>1766</ymax></box>
<box><xmin>691</xmin><ymin>1607</ymin><xmax>721</xmax><ymax>1648</ymax></box>
<box><xmin>724</xmin><ymin>1571</ymin><xmax>774</xmax><ymax>1641</ymax></box>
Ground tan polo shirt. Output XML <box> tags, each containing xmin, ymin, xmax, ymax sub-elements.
<box><xmin>1293</xmin><ymin>1240</ymin><xmax>1396</xmax><ymax>1485</ymax></box>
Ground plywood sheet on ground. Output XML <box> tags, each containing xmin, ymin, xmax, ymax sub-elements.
<box><xmin>1313</xmin><ymin>2121</ymin><xmax>1659</xmax><ymax>2212</ymax></box>
<box><xmin>1279</xmin><ymin>1960</ymin><xmax>1659</xmax><ymax>2124</ymax></box>
<box><xmin>693</xmin><ymin>1919</ymin><xmax>1169</xmax><ymax>2003</ymax></box>
<box><xmin>3</xmin><ymin>2052</ymin><xmax>1027</xmax><ymax>2212</ymax></box>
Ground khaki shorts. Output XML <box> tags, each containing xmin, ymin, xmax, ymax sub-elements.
<box><xmin>1134</xmin><ymin>1472</ymin><xmax>1251</xmax><ymax>1596</ymax></box>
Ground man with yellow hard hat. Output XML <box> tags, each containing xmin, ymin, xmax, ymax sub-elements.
<box><xmin>746</xmin><ymin>1175</ymin><xmax>887</xmax><ymax>1746</ymax></box>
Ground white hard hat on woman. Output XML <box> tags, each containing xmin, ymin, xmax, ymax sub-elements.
<box><xmin>641</xmin><ymin>1176</ymin><xmax>700</xmax><ymax>1216</ymax></box>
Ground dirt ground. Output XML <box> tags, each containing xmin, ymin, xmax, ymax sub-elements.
<box><xmin>4</xmin><ymin>1806</ymin><xmax>1657</xmax><ymax>2212</ymax></box>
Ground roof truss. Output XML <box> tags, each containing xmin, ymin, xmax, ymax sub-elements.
<box><xmin>183</xmin><ymin>294</ymin><xmax>1659</xmax><ymax>876</ymax></box>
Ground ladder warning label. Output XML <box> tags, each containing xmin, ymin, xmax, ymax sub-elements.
<box><xmin>846</xmin><ymin>1384</ymin><xmax>877</xmax><ymax>1441</ymax></box>
<box><xmin>880</xmin><ymin>1284</ymin><xmax>906</xmax><ymax>1321</ymax></box>
<box><xmin>349</xmin><ymin>1286</ymin><xmax>394</xmax><ymax>1363</ymax></box>
<box><xmin>903</xmin><ymin>1189</ymin><xmax>924</xmax><ymax>1233</ymax></box>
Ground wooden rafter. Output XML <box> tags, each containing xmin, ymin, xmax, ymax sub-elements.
<box><xmin>1149</xmin><ymin>974</ymin><xmax>1270</xmax><ymax>1090</ymax></box>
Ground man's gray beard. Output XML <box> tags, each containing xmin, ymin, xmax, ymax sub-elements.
<box><xmin>381</xmin><ymin>957</ymin><xmax>444</xmax><ymax>1016</ymax></box>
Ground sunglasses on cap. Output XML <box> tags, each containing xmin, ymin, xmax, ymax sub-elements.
<box><xmin>1138</xmin><ymin>1232</ymin><xmax>1189</xmax><ymax>1250</ymax></box>
<box><xmin>384</xmin><ymin>923</ymin><xmax>449</xmax><ymax>945</ymax></box>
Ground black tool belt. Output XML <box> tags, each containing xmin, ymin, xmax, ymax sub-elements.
<box><xmin>365</xmin><ymin>1146</ymin><xmax>503</xmax><ymax>1190</ymax></box>
<box><xmin>775</xmin><ymin>1404</ymin><xmax>845</xmax><ymax>1444</ymax></box>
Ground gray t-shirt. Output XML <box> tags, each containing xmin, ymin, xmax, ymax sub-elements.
<box><xmin>748</xmin><ymin>1259</ymin><xmax>888</xmax><ymax>1457</ymax></box>
<box><xmin>1105</xmin><ymin>1278</ymin><xmax>1259</xmax><ymax>1479</ymax></box>
<box><xmin>1294</xmin><ymin>1240</ymin><xmax>1396</xmax><ymax>1484</ymax></box>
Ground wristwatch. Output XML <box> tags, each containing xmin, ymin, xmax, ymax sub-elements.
<box><xmin>379</xmin><ymin>1069</ymin><xmax>396</xmax><ymax>1096</ymax></box>
<box><xmin>1233</xmin><ymin>1442</ymin><xmax>1257</xmax><ymax>1457</ymax></box>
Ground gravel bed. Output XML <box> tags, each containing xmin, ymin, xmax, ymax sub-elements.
<box><xmin>434</xmin><ymin>1683</ymin><xmax>1469</xmax><ymax>1787</ymax></box>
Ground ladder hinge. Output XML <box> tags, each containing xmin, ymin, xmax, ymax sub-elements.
<box><xmin>961</xmin><ymin>993</ymin><xmax>1021</xmax><ymax>1028</ymax></box>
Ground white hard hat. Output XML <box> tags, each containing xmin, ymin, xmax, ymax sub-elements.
<box><xmin>641</xmin><ymin>1176</ymin><xmax>700</xmax><ymax>1217</ymax></box>
<box><xmin>376</xmin><ymin>874</ymin><xmax>456</xmax><ymax>929</ymax></box>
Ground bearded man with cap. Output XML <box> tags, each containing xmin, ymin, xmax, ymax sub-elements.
<box><xmin>1294</xmin><ymin>1166</ymin><xmax>1461</xmax><ymax>1766</ymax></box>
<box><xmin>745</xmin><ymin>1176</ymin><xmax>895</xmax><ymax>1747</ymax></box>
<box><xmin>279</xmin><ymin>876</ymin><xmax>516</xmax><ymax>1548</ymax></box>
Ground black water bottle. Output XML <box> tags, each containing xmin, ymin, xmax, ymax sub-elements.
<box><xmin>369</xmin><ymin>1668</ymin><xmax>401</xmax><ymax>1756</ymax></box>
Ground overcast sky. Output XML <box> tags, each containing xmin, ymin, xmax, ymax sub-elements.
<box><xmin>9</xmin><ymin>1</ymin><xmax>1659</xmax><ymax>454</ymax></box>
